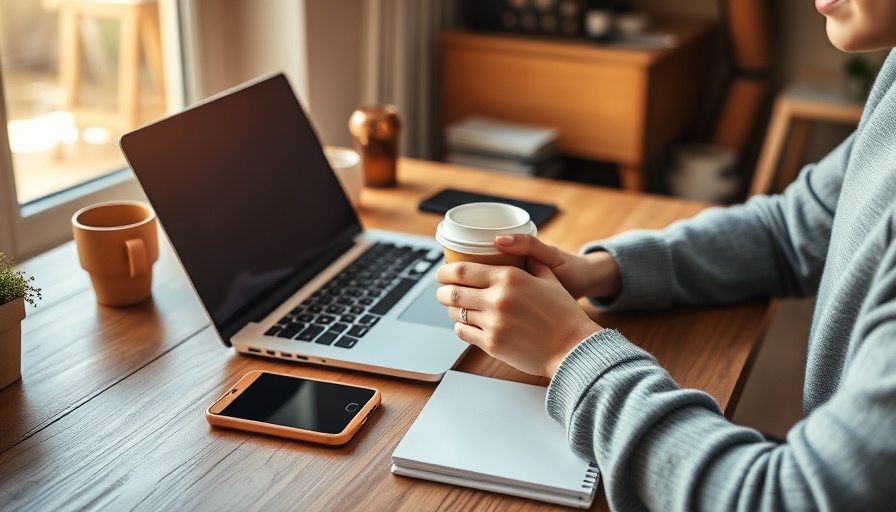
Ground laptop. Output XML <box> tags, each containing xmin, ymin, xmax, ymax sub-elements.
<box><xmin>119</xmin><ymin>73</ymin><xmax>469</xmax><ymax>381</ymax></box>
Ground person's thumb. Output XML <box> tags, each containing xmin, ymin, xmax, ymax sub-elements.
<box><xmin>496</xmin><ymin>235</ymin><xmax>565</xmax><ymax>268</ymax></box>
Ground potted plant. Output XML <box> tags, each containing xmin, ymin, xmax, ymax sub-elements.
<box><xmin>0</xmin><ymin>252</ymin><xmax>41</xmax><ymax>389</ymax></box>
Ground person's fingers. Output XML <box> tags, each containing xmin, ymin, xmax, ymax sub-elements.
<box><xmin>436</xmin><ymin>284</ymin><xmax>489</xmax><ymax>310</ymax></box>
<box><xmin>453</xmin><ymin>316</ymin><xmax>484</xmax><ymax>347</ymax></box>
<box><xmin>448</xmin><ymin>305</ymin><xmax>480</xmax><ymax>327</ymax></box>
<box><xmin>495</xmin><ymin>235</ymin><xmax>566</xmax><ymax>268</ymax></box>
<box><xmin>527</xmin><ymin>258</ymin><xmax>559</xmax><ymax>281</ymax></box>
<box><xmin>436</xmin><ymin>261</ymin><xmax>492</xmax><ymax>287</ymax></box>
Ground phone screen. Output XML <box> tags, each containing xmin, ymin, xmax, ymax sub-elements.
<box><xmin>217</xmin><ymin>373</ymin><xmax>376</xmax><ymax>434</ymax></box>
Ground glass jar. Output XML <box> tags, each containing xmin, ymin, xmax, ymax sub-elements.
<box><xmin>348</xmin><ymin>105</ymin><xmax>401</xmax><ymax>187</ymax></box>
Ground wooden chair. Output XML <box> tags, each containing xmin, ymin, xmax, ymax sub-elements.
<box><xmin>749</xmin><ymin>81</ymin><xmax>863</xmax><ymax>197</ymax></box>
<box><xmin>45</xmin><ymin>0</ymin><xmax>165</xmax><ymax>131</ymax></box>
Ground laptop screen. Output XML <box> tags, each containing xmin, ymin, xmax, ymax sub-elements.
<box><xmin>120</xmin><ymin>74</ymin><xmax>362</xmax><ymax>342</ymax></box>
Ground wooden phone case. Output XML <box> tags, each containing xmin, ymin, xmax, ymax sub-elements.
<box><xmin>206</xmin><ymin>370</ymin><xmax>381</xmax><ymax>446</ymax></box>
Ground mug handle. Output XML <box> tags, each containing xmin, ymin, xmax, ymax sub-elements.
<box><xmin>125</xmin><ymin>239</ymin><xmax>148</xmax><ymax>277</ymax></box>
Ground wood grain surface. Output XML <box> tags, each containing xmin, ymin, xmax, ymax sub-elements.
<box><xmin>0</xmin><ymin>158</ymin><xmax>771</xmax><ymax>511</ymax></box>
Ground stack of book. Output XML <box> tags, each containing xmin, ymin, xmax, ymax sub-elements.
<box><xmin>444</xmin><ymin>116</ymin><xmax>561</xmax><ymax>178</ymax></box>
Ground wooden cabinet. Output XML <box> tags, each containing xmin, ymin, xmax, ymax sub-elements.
<box><xmin>440</xmin><ymin>18</ymin><xmax>716</xmax><ymax>190</ymax></box>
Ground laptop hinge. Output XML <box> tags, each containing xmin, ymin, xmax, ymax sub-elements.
<box><xmin>217</xmin><ymin>236</ymin><xmax>357</xmax><ymax>345</ymax></box>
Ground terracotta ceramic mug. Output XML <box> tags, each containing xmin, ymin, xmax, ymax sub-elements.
<box><xmin>72</xmin><ymin>201</ymin><xmax>159</xmax><ymax>306</ymax></box>
<box><xmin>435</xmin><ymin>202</ymin><xmax>537</xmax><ymax>269</ymax></box>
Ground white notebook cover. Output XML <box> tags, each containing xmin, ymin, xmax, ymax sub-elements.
<box><xmin>391</xmin><ymin>371</ymin><xmax>599</xmax><ymax>508</ymax></box>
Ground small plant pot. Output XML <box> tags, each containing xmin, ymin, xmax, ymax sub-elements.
<box><xmin>0</xmin><ymin>297</ymin><xmax>26</xmax><ymax>390</ymax></box>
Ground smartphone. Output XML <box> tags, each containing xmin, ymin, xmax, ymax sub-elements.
<box><xmin>206</xmin><ymin>370</ymin><xmax>381</xmax><ymax>446</ymax></box>
<box><xmin>419</xmin><ymin>188</ymin><xmax>558</xmax><ymax>227</ymax></box>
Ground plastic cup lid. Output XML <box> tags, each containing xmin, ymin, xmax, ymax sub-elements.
<box><xmin>435</xmin><ymin>202</ymin><xmax>537</xmax><ymax>255</ymax></box>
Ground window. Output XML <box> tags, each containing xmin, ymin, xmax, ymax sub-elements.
<box><xmin>0</xmin><ymin>0</ymin><xmax>309</xmax><ymax>260</ymax></box>
<box><xmin>0</xmin><ymin>0</ymin><xmax>186</xmax><ymax>259</ymax></box>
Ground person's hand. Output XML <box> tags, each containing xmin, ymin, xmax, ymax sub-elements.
<box><xmin>436</xmin><ymin>259</ymin><xmax>603</xmax><ymax>378</ymax></box>
<box><xmin>494</xmin><ymin>234</ymin><xmax>622</xmax><ymax>300</ymax></box>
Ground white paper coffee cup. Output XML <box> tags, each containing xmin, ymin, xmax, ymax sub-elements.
<box><xmin>435</xmin><ymin>202</ymin><xmax>536</xmax><ymax>267</ymax></box>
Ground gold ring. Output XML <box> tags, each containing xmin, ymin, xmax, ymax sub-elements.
<box><xmin>460</xmin><ymin>307</ymin><xmax>468</xmax><ymax>324</ymax></box>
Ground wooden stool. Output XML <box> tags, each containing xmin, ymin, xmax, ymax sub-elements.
<box><xmin>47</xmin><ymin>0</ymin><xmax>165</xmax><ymax>130</ymax></box>
<box><xmin>749</xmin><ymin>82</ymin><xmax>863</xmax><ymax>197</ymax></box>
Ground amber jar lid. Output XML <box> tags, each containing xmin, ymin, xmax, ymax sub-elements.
<box><xmin>349</xmin><ymin>105</ymin><xmax>401</xmax><ymax>140</ymax></box>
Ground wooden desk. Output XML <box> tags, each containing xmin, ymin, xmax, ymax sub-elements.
<box><xmin>0</xmin><ymin>159</ymin><xmax>771</xmax><ymax>511</ymax></box>
<box><xmin>440</xmin><ymin>18</ymin><xmax>716</xmax><ymax>191</ymax></box>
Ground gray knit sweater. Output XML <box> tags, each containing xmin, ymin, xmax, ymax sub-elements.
<box><xmin>546</xmin><ymin>50</ymin><xmax>896</xmax><ymax>511</ymax></box>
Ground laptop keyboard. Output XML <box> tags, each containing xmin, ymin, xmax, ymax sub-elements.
<box><xmin>264</xmin><ymin>242</ymin><xmax>443</xmax><ymax>349</ymax></box>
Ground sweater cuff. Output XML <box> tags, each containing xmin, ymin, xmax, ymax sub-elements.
<box><xmin>546</xmin><ymin>329</ymin><xmax>656</xmax><ymax>428</ymax></box>
<box><xmin>580</xmin><ymin>230</ymin><xmax>675</xmax><ymax>311</ymax></box>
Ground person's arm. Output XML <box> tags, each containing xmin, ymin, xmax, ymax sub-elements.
<box><xmin>546</xmin><ymin>244</ymin><xmax>896</xmax><ymax>510</ymax></box>
<box><xmin>585</xmin><ymin>133</ymin><xmax>854</xmax><ymax>311</ymax></box>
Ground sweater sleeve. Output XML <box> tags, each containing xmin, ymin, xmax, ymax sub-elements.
<box><xmin>546</xmin><ymin>286</ymin><xmax>896</xmax><ymax>512</ymax></box>
<box><xmin>582</xmin><ymin>133</ymin><xmax>853</xmax><ymax>311</ymax></box>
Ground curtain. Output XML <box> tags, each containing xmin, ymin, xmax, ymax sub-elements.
<box><xmin>360</xmin><ymin>0</ymin><xmax>458</xmax><ymax>160</ymax></box>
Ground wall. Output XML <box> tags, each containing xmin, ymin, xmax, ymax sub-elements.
<box><xmin>305</xmin><ymin>0</ymin><xmax>363</xmax><ymax>148</ymax></box>
<box><xmin>190</xmin><ymin>0</ymin><xmax>308</xmax><ymax>107</ymax></box>
<box><xmin>629</xmin><ymin>0</ymin><xmax>717</xmax><ymax>19</ymax></box>
<box><xmin>190</xmin><ymin>0</ymin><xmax>359</xmax><ymax>148</ymax></box>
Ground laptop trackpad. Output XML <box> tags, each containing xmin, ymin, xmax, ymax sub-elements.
<box><xmin>397</xmin><ymin>281</ymin><xmax>455</xmax><ymax>329</ymax></box>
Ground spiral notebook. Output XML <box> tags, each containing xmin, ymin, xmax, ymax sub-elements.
<box><xmin>391</xmin><ymin>371</ymin><xmax>600</xmax><ymax>508</ymax></box>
